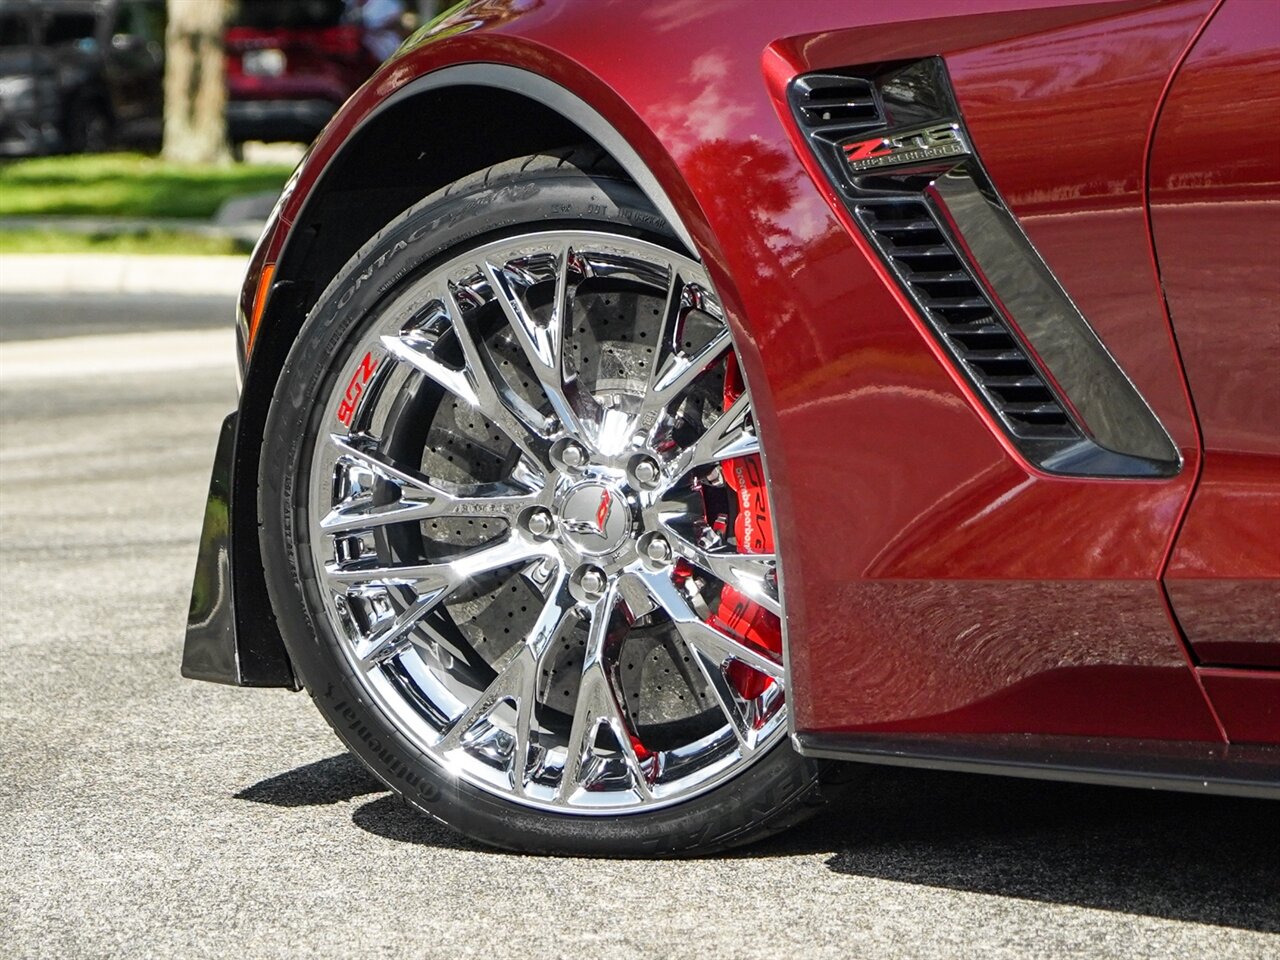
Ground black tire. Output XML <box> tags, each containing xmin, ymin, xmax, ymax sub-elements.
<box><xmin>259</xmin><ymin>147</ymin><xmax>834</xmax><ymax>856</ymax></box>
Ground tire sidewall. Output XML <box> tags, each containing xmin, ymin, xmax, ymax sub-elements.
<box><xmin>259</xmin><ymin>163</ymin><xmax>820</xmax><ymax>856</ymax></box>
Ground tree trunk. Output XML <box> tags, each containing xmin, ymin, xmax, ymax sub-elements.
<box><xmin>162</xmin><ymin>0</ymin><xmax>229</xmax><ymax>164</ymax></box>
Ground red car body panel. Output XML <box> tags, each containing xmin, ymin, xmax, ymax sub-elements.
<box><xmin>1199</xmin><ymin>669</ymin><xmax>1280</xmax><ymax>745</ymax></box>
<box><xmin>1150</xmin><ymin>0</ymin><xmax>1280</xmax><ymax>673</ymax></box>
<box><xmin>234</xmin><ymin>0</ymin><xmax>1279</xmax><ymax>754</ymax></box>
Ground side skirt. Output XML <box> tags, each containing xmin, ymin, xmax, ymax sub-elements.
<box><xmin>795</xmin><ymin>731</ymin><xmax>1280</xmax><ymax>799</ymax></box>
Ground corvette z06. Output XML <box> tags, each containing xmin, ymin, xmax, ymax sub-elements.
<box><xmin>182</xmin><ymin>0</ymin><xmax>1280</xmax><ymax>856</ymax></box>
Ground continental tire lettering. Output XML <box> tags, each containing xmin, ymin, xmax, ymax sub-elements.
<box><xmin>336</xmin><ymin>239</ymin><xmax>410</xmax><ymax>308</ymax></box>
<box><xmin>345</xmin><ymin>716</ymin><xmax>433</xmax><ymax>794</ymax></box>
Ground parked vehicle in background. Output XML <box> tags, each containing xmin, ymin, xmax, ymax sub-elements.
<box><xmin>0</xmin><ymin>0</ymin><xmax>163</xmax><ymax>155</ymax></box>
<box><xmin>226</xmin><ymin>0</ymin><xmax>406</xmax><ymax>148</ymax></box>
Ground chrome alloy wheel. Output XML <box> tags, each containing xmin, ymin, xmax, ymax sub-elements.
<box><xmin>308</xmin><ymin>230</ymin><xmax>786</xmax><ymax>812</ymax></box>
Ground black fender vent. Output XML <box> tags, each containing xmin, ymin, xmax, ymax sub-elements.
<box><xmin>786</xmin><ymin>58</ymin><xmax>1179</xmax><ymax>478</ymax></box>
<box><xmin>857</xmin><ymin>200</ymin><xmax>1074</xmax><ymax>440</ymax></box>
<box><xmin>791</xmin><ymin>75</ymin><xmax>881</xmax><ymax>131</ymax></box>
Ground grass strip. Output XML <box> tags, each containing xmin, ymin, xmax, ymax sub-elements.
<box><xmin>0</xmin><ymin>228</ymin><xmax>251</xmax><ymax>256</ymax></box>
<box><xmin>0</xmin><ymin>153</ymin><xmax>291</xmax><ymax>219</ymax></box>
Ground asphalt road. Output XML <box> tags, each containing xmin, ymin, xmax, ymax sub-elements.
<box><xmin>0</xmin><ymin>293</ymin><xmax>232</xmax><ymax>342</ymax></box>
<box><xmin>1</xmin><ymin>294</ymin><xmax>1278</xmax><ymax>960</ymax></box>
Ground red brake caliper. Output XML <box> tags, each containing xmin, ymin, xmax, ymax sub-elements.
<box><xmin>708</xmin><ymin>355</ymin><xmax>782</xmax><ymax>706</ymax></box>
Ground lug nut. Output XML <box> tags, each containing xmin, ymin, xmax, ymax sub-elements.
<box><xmin>579</xmin><ymin>567</ymin><xmax>607</xmax><ymax>600</ymax></box>
<box><xmin>633</xmin><ymin>457</ymin><xmax>661</xmax><ymax>488</ymax></box>
<box><xmin>698</xmin><ymin>524</ymin><xmax>725</xmax><ymax>551</ymax></box>
<box><xmin>529</xmin><ymin>557</ymin><xmax>556</xmax><ymax>585</ymax></box>
<box><xmin>526</xmin><ymin>509</ymin><xmax>555</xmax><ymax>538</ymax></box>
<box><xmin>560</xmin><ymin>442</ymin><xmax>587</xmax><ymax>469</ymax></box>
<box><xmin>644</xmin><ymin>535</ymin><xmax>673</xmax><ymax>564</ymax></box>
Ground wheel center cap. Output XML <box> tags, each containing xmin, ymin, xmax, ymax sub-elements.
<box><xmin>558</xmin><ymin>481</ymin><xmax>631</xmax><ymax>556</ymax></box>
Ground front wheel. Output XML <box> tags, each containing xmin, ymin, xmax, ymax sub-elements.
<box><xmin>259</xmin><ymin>149</ymin><xmax>830</xmax><ymax>855</ymax></box>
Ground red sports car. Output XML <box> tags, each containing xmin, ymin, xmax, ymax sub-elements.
<box><xmin>183</xmin><ymin>0</ymin><xmax>1280</xmax><ymax>855</ymax></box>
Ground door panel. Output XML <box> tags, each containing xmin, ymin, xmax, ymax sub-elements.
<box><xmin>1151</xmin><ymin>0</ymin><xmax>1280</xmax><ymax>671</ymax></box>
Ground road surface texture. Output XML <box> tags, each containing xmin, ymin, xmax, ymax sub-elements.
<box><xmin>1</xmin><ymin>294</ymin><xmax>1277</xmax><ymax>959</ymax></box>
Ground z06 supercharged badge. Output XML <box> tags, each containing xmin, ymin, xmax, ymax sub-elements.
<box><xmin>841</xmin><ymin>122</ymin><xmax>970</xmax><ymax>172</ymax></box>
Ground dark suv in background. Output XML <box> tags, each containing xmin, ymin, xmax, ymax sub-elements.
<box><xmin>0</xmin><ymin>0</ymin><xmax>164</xmax><ymax>155</ymax></box>
<box><xmin>226</xmin><ymin>0</ymin><xmax>406</xmax><ymax>147</ymax></box>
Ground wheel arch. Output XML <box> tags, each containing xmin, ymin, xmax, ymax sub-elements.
<box><xmin>217</xmin><ymin>65</ymin><xmax>704</xmax><ymax>687</ymax></box>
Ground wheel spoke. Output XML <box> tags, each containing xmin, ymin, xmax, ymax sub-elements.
<box><xmin>380</xmin><ymin>330</ymin><xmax>479</xmax><ymax>408</ymax></box>
<box><xmin>324</xmin><ymin>531</ymin><xmax>548</xmax><ymax>589</ymax></box>
<box><xmin>627</xmin><ymin>567</ymin><xmax>782</xmax><ymax>749</ymax></box>
<box><xmin>483</xmin><ymin>250</ymin><xmax>598</xmax><ymax>439</ymax></box>
<box><xmin>633</xmin><ymin>275</ymin><xmax>731</xmax><ymax>439</ymax></box>
<box><xmin>558</xmin><ymin>588</ymin><xmax>653</xmax><ymax>801</ymax></box>
<box><xmin>666</xmin><ymin>540</ymin><xmax>780</xmax><ymax>617</ymax></box>
<box><xmin>352</xmin><ymin>589</ymin><xmax>447</xmax><ymax>666</ymax></box>
<box><xmin>628</xmin><ymin>567</ymin><xmax>783</xmax><ymax>681</ymax></box>
<box><xmin>692</xmin><ymin>645</ymin><xmax>756</xmax><ymax>750</ymax></box>
<box><xmin>432</xmin><ymin>639</ymin><xmax>530</xmax><ymax>759</ymax></box>
<box><xmin>653</xmin><ymin>326</ymin><xmax>731</xmax><ymax>408</ymax></box>
<box><xmin>669</xmin><ymin>392</ymin><xmax>759</xmax><ymax>481</ymax></box>
<box><xmin>523</xmin><ymin>564</ymin><xmax>579</xmax><ymax>660</ymax></box>
<box><xmin>324</xmin><ymin>560</ymin><xmax>451</xmax><ymax>590</ymax></box>
<box><xmin>320</xmin><ymin>435</ymin><xmax>541</xmax><ymax>534</ymax></box>
<box><xmin>379</xmin><ymin>289</ymin><xmax>553</xmax><ymax>474</ymax></box>
<box><xmin>433</xmin><ymin>565</ymin><xmax>575</xmax><ymax>793</ymax></box>
<box><xmin>444</xmin><ymin>283</ymin><xmax>555</xmax><ymax>471</ymax></box>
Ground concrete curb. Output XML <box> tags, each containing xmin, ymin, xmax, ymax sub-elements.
<box><xmin>0</xmin><ymin>254</ymin><xmax>248</xmax><ymax>296</ymax></box>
